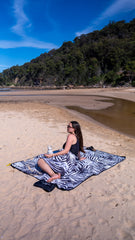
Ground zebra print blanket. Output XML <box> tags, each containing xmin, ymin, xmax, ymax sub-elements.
<box><xmin>11</xmin><ymin>148</ymin><xmax>125</xmax><ymax>191</ymax></box>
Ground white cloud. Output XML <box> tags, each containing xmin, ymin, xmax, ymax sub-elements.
<box><xmin>100</xmin><ymin>0</ymin><xmax>135</xmax><ymax>18</ymax></box>
<box><xmin>0</xmin><ymin>64</ymin><xmax>10</xmax><ymax>72</ymax></box>
<box><xmin>0</xmin><ymin>0</ymin><xmax>58</xmax><ymax>50</ymax></box>
<box><xmin>76</xmin><ymin>0</ymin><xmax>135</xmax><ymax>36</ymax></box>
<box><xmin>0</xmin><ymin>39</ymin><xmax>58</xmax><ymax>50</ymax></box>
<box><xmin>11</xmin><ymin>0</ymin><xmax>30</xmax><ymax>38</ymax></box>
<box><xmin>0</xmin><ymin>64</ymin><xmax>9</xmax><ymax>68</ymax></box>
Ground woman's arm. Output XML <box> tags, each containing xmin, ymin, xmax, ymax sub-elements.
<box><xmin>45</xmin><ymin>134</ymin><xmax>74</xmax><ymax>158</ymax></box>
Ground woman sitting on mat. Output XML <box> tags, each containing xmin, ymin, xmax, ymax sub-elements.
<box><xmin>37</xmin><ymin>121</ymin><xmax>85</xmax><ymax>183</ymax></box>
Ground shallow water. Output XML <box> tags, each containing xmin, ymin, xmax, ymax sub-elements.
<box><xmin>0</xmin><ymin>88</ymin><xmax>11</xmax><ymax>91</ymax></box>
<box><xmin>67</xmin><ymin>97</ymin><xmax>135</xmax><ymax>138</ymax></box>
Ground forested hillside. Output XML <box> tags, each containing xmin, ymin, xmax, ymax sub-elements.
<box><xmin>0</xmin><ymin>19</ymin><xmax>135</xmax><ymax>87</ymax></box>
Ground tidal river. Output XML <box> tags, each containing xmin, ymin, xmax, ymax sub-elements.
<box><xmin>0</xmin><ymin>89</ymin><xmax>135</xmax><ymax>138</ymax></box>
<box><xmin>67</xmin><ymin>97</ymin><xmax>135</xmax><ymax>138</ymax></box>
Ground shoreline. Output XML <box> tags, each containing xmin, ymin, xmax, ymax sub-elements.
<box><xmin>0</xmin><ymin>86</ymin><xmax>135</xmax><ymax>101</ymax></box>
<box><xmin>0</xmin><ymin>87</ymin><xmax>135</xmax><ymax>138</ymax></box>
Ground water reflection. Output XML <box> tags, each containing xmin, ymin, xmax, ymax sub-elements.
<box><xmin>67</xmin><ymin>97</ymin><xmax>135</xmax><ymax>138</ymax></box>
<box><xmin>0</xmin><ymin>88</ymin><xmax>11</xmax><ymax>91</ymax></box>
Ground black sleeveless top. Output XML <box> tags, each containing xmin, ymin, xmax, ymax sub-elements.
<box><xmin>63</xmin><ymin>138</ymin><xmax>80</xmax><ymax>156</ymax></box>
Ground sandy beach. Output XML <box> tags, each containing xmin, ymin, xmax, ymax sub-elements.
<box><xmin>0</xmin><ymin>87</ymin><xmax>135</xmax><ymax>240</ymax></box>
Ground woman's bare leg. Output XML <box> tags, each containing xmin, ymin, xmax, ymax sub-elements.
<box><xmin>38</xmin><ymin>158</ymin><xmax>61</xmax><ymax>182</ymax></box>
<box><xmin>47</xmin><ymin>173</ymin><xmax>61</xmax><ymax>183</ymax></box>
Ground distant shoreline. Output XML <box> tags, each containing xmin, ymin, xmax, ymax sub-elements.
<box><xmin>0</xmin><ymin>85</ymin><xmax>134</xmax><ymax>91</ymax></box>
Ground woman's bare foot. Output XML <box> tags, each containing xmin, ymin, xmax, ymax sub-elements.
<box><xmin>80</xmin><ymin>157</ymin><xmax>86</xmax><ymax>161</ymax></box>
<box><xmin>47</xmin><ymin>173</ymin><xmax>61</xmax><ymax>183</ymax></box>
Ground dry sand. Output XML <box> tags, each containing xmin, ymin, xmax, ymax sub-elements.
<box><xmin>0</xmin><ymin>88</ymin><xmax>135</xmax><ymax>240</ymax></box>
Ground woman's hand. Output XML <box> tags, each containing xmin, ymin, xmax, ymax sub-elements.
<box><xmin>44</xmin><ymin>153</ymin><xmax>54</xmax><ymax>158</ymax></box>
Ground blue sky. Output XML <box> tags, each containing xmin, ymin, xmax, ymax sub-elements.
<box><xmin>0</xmin><ymin>0</ymin><xmax>135</xmax><ymax>72</ymax></box>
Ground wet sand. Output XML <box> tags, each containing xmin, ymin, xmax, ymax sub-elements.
<box><xmin>0</xmin><ymin>88</ymin><xmax>135</xmax><ymax>240</ymax></box>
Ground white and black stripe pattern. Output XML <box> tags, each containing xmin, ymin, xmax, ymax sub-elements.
<box><xmin>11</xmin><ymin>148</ymin><xmax>126</xmax><ymax>191</ymax></box>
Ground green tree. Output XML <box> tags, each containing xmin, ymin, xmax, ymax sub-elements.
<box><xmin>125</xmin><ymin>60</ymin><xmax>135</xmax><ymax>85</ymax></box>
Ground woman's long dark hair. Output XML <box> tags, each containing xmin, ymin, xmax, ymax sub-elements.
<box><xmin>70</xmin><ymin>121</ymin><xmax>85</xmax><ymax>153</ymax></box>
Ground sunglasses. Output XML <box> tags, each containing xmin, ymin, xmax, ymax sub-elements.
<box><xmin>67</xmin><ymin>125</ymin><xmax>73</xmax><ymax>128</ymax></box>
